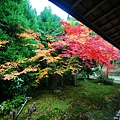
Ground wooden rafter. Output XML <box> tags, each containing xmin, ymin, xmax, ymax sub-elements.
<box><xmin>114</xmin><ymin>37</ymin><xmax>120</xmax><ymax>41</ymax></box>
<box><xmin>92</xmin><ymin>5</ymin><xmax>120</xmax><ymax>24</ymax></box>
<box><xmin>108</xmin><ymin>30</ymin><xmax>120</xmax><ymax>36</ymax></box>
<box><xmin>111</xmin><ymin>35</ymin><xmax>120</xmax><ymax>40</ymax></box>
<box><xmin>84</xmin><ymin>0</ymin><xmax>107</xmax><ymax>17</ymax></box>
<box><xmin>115</xmin><ymin>39</ymin><xmax>120</xmax><ymax>44</ymax></box>
<box><xmin>105</xmin><ymin>24</ymin><xmax>120</xmax><ymax>34</ymax></box>
<box><xmin>100</xmin><ymin>17</ymin><xmax>120</xmax><ymax>29</ymax></box>
<box><xmin>72</xmin><ymin>0</ymin><xmax>82</xmax><ymax>8</ymax></box>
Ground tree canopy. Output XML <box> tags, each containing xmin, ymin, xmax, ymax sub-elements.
<box><xmin>50</xmin><ymin>21</ymin><xmax>120</xmax><ymax>67</ymax></box>
<box><xmin>0</xmin><ymin>0</ymin><xmax>120</xmax><ymax>106</ymax></box>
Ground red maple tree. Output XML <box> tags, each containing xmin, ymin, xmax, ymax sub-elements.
<box><xmin>50</xmin><ymin>21</ymin><xmax>120</xmax><ymax>67</ymax></box>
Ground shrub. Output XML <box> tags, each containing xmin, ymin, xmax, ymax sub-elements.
<box><xmin>1</xmin><ymin>77</ymin><xmax>24</xmax><ymax>98</ymax></box>
<box><xmin>0</xmin><ymin>95</ymin><xmax>25</xmax><ymax>115</ymax></box>
<box><xmin>98</xmin><ymin>75</ymin><xmax>114</xmax><ymax>85</ymax></box>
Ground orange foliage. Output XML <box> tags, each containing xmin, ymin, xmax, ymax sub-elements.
<box><xmin>46</xmin><ymin>35</ymin><xmax>55</xmax><ymax>42</ymax></box>
<box><xmin>3</xmin><ymin>71</ymin><xmax>20</xmax><ymax>80</ymax></box>
<box><xmin>2</xmin><ymin>65</ymin><xmax>38</xmax><ymax>80</ymax></box>
<box><xmin>18</xmin><ymin>30</ymin><xmax>40</xmax><ymax>40</ymax></box>
<box><xmin>1</xmin><ymin>28</ymin><xmax>61</xmax><ymax>82</ymax></box>
<box><xmin>19</xmin><ymin>66</ymin><xmax>38</xmax><ymax>74</ymax></box>
<box><xmin>0</xmin><ymin>40</ymin><xmax>9</xmax><ymax>46</ymax></box>
<box><xmin>0</xmin><ymin>62</ymin><xmax>18</xmax><ymax>75</ymax></box>
<box><xmin>36</xmin><ymin>67</ymin><xmax>52</xmax><ymax>83</ymax></box>
<box><xmin>29</xmin><ymin>49</ymin><xmax>61</xmax><ymax>64</ymax></box>
<box><xmin>17</xmin><ymin>29</ymin><xmax>44</xmax><ymax>49</ymax></box>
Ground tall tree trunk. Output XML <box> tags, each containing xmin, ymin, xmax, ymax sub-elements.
<box><xmin>46</xmin><ymin>78</ymin><xmax>48</xmax><ymax>86</ymax></box>
<box><xmin>86</xmin><ymin>71</ymin><xmax>89</xmax><ymax>79</ymax></box>
<box><xmin>73</xmin><ymin>70</ymin><xmax>78</xmax><ymax>85</ymax></box>
<box><xmin>61</xmin><ymin>78</ymin><xmax>63</xmax><ymax>86</ymax></box>
<box><xmin>106</xmin><ymin>67</ymin><xmax>109</xmax><ymax>77</ymax></box>
<box><xmin>100</xmin><ymin>64</ymin><xmax>104</xmax><ymax>76</ymax></box>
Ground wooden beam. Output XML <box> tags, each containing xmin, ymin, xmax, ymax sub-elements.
<box><xmin>84</xmin><ymin>0</ymin><xmax>107</xmax><ymax>17</ymax></box>
<box><xmin>113</xmin><ymin>36</ymin><xmax>120</xmax><ymax>41</ymax></box>
<box><xmin>72</xmin><ymin>0</ymin><xmax>82</xmax><ymax>8</ymax></box>
<box><xmin>108</xmin><ymin>30</ymin><xmax>120</xmax><ymax>36</ymax></box>
<box><xmin>115</xmin><ymin>39</ymin><xmax>120</xmax><ymax>44</ymax></box>
<box><xmin>113</xmin><ymin>35</ymin><xmax>120</xmax><ymax>39</ymax></box>
<box><xmin>105</xmin><ymin>24</ymin><xmax>120</xmax><ymax>34</ymax></box>
<box><xmin>100</xmin><ymin>16</ymin><xmax>120</xmax><ymax>29</ymax></box>
<box><xmin>93</xmin><ymin>5</ymin><xmax>120</xmax><ymax>24</ymax></box>
<box><xmin>111</xmin><ymin>35</ymin><xmax>120</xmax><ymax>40</ymax></box>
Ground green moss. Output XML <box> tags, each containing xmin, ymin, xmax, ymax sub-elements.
<box><xmin>1</xmin><ymin>80</ymin><xmax>120</xmax><ymax>120</ymax></box>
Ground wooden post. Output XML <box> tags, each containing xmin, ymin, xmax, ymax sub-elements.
<box><xmin>26</xmin><ymin>102</ymin><xmax>36</xmax><ymax>120</ymax></box>
<box><xmin>74</xmin><ymin>70</ymin><xmax>78</xmax><ymax>85</ymax></box>
<box><xmin>9</xmin><ymin>97</ymin><xmax>32</xmax><ymax>120</ymax></box>
<box><xmin>9</xmin><ymin>110</ymin><xmax>17</xmax><ymax>120</ymax></box>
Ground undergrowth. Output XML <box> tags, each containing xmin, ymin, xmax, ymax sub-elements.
<box><xmin>1</xmin><ymin>79</ymin><xmax>120</xmax><ymax>120</ymax></box>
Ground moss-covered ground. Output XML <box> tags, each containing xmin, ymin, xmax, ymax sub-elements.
<box><xmin>2</xmin><ymin>79</ymin><xmax>120</xmax><ymax>120</ymax></box>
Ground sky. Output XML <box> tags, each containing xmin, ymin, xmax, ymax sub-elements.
<box><xmin>30</xmin><ymin>0</ymin><xmax>68</xmax><ymax>20</ymax></box>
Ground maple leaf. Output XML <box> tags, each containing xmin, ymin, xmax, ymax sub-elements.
<box><xmin>17</xmin><ymin>29</ymin><xmax>40</xmax><ymax>41</ymax></box>
<box><xmin>0</xmin><ymin>62</ymin><xmax>18</xmax><ymax>75</ymax></box>
<box><xmin>29</xmin><ymin>49</ymin><xmax>61</xmax><ymax>64</ymax></box>
<box><xmin>50</xmin><ymin>21</ymin><xmax>120</xmax><ymax>67</ymax></box>
<box><xmin>36</xmin><ymin>67</ymin><xmax>52</xmax><ymax>83</ymax></box>
<box><xmin>0</xmin><ymin>40</ymin><xmax>9</xmax><ymax>46</ymax></box>
<box><xmin>20</xmin><ymin>66</ymin><xmax>38</xmax><ymax>74</ymax></box>
<box><xmin>2</xmin><ymin>71</ymin><xmax>20</xmax><ymax>80</ymax></box>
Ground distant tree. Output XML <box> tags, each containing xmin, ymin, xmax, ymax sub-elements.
<box><xmin>37</xmin><ymin>6</ymin><xmax>62</xmax><ymax>35</ymax></box>
<box><xmin>24</xmin><ymin>0</ymin><xmax>39</xmax><ymax>31</ymax></box>
<box><xmin>37</xmin><ymin>6</ymin><xmax>63</xmax><ymax>47</ymax></box>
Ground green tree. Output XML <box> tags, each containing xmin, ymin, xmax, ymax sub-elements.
<box><xmin>24</xmin><ymin>0</ymin><xmax>39</xmax><ymax>31</ymax></box>
<box><xmin>37</xmin><ymin>6</ymin><xmax>63</xmax><ymax>47</ymax></box>
<box><xmin>0</xmin><ymin>0</ymin><xmax>39</xmax><ymax>63</ymax></box>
